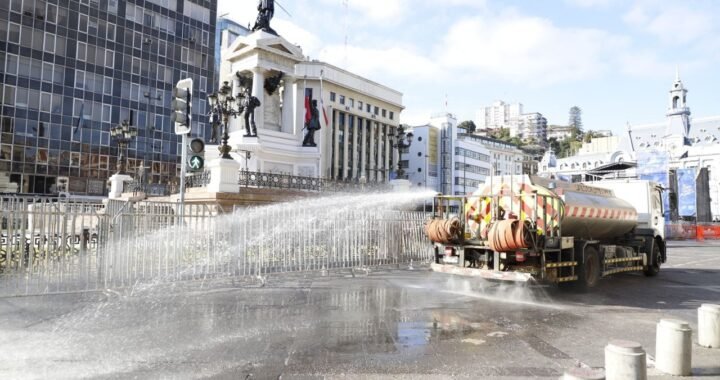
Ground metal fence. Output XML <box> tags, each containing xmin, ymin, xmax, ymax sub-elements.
<box><xmin>0</xmin><ymin>196</ymin><xmax>431</xmax><ymax>297</ymax></box>
<box><xmin>238</xmin><ymin>170</ymin><xmax>391</xmax><ymax>192</ymax></box>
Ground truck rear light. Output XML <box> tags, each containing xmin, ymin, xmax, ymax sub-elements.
<box><xmin>445</xmin><ymin>247</ymin><xmax>454</xmax><ymax>256</ymax></box>
<box><xmin>515</xmin><ymin>252</ymin><xmax>526</xmax><ymax>262</ymax></box>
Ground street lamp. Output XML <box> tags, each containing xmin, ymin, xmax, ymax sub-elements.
<box><xmin>110</xmin><ymin>119</ymin><xmax>138</xmax><ymax>175</ymax></box>
<box><xmin>389</xmin><ymin>125</ymin><xmax>414</xmax><ymax>179</ymax></box>
<box><xmin>207</xmin><ymin>81</ymin><xmax>242</xmax><ymax>159</ymax></box>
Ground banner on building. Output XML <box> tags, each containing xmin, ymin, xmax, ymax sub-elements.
<box><xmin>677</xmin><ymin>168</ymin><xmax>696</xmax><ymax>218</ymax></box>
<box><xmin>637</xmin><ymin>150</ymin><xmax>670</xmax><ymax>220</ymax></box>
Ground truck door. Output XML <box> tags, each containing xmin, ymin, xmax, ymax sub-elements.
<box><xmin>652</xmin><ymin>187</ymin><xmax>665</xmax><ymax>240</ymax></box>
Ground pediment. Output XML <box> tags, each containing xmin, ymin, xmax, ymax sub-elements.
<box><xmin>225</xmin><ymin>31</ymin><xmax>304</xmax><ymax>62</ymax></box>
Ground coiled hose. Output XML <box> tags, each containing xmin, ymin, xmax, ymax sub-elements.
<box><xmin>425</xmin><ymin>218</ymin><xmax>462</xmax><ymax>244</ymax></box>
<box><xmin>487</xmin><ymin>219</ymin><xmax>532</xmax><ymax>252</ymax></box>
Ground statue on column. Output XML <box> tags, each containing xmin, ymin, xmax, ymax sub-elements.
<box><xmin>241</xmin><ymin>88</ymin><xmax>261</xmax><ymax>137</ymax></box>
<box><xmin>302</xmin><ymin>99</ymin><xmax>321</xmax><ymax>147</ymax></box>
<box><xmin>252</xmin><ymin>0</ymin><xmax>277</xmax><ymax>35</ymax></box>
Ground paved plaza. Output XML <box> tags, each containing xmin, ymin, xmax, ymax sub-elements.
<box><xmin>0</xmin><ymin>241</ymin><xmax>718</xmax><ymax>379</ymax></box>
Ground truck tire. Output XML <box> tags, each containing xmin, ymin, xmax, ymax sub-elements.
<box><xmin>643</xmin><ymin>241</ymin><xmax>661</xmax><ymax>277</ymax></box>
<box><xmin>578</xmin><ymin>246</ymin><xmax>600</xmax><ymax>288</ymax></box>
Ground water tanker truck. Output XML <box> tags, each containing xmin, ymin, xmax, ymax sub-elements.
<box><xmin>426</xmin><ymin>175</ymin><xmax>666</xmax><ymax>288</ymax></box>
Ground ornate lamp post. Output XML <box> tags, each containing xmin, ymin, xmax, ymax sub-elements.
<box><xmin>207</xmin><ymin>81</ymin><xmax>242</xmax><ymax>159</ymax></box>
<box><xmin>390</xmin><ymin>125</ymin><xmax>414</xmax><ymax>179</ymax></box>
<box><xmin>110</xmin><ymin>119</ymin><xmax>137</xmax><ymax>174</ymax></box>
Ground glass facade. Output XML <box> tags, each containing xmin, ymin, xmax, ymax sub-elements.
<box><xmin>0</xmin><ymin>0</ymin><xmax>217</xmax><ymax>194</ymax></box>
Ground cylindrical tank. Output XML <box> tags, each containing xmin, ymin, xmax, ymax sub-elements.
<box><xmin>555</xmin><ymin>181</ymin><xmax>638</xmax><ymax>240</ymax></box>
<box><xmin>467</xmin><ymin>175</ymin><xmax>638</xmax><ymax>242</ymax></box>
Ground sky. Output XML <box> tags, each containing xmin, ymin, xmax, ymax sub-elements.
<box><xmin>218</xmin><ymin>0</ymin><xmax>720</xmax><ymax>135</ymax></box>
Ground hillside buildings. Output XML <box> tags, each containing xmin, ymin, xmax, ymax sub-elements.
<box><xmin>476</xmin><ymin>100</ymin><xmax>547</xmax><ymax>144</ymax></box>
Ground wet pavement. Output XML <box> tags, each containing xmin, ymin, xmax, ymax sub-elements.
<box><xmin>0</xmin><ymin>241</ymin><xmax>719</xmax><ymax>379</ymax></box>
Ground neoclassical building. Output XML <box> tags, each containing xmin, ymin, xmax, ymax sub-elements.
<box><xmin>540</xmin><ymin>73</ymin><xmax>720</xmax><ymax>220</ymax></box>
<box><xmin>214</xmin><ymin>29</ymin><xmax>403</xmax><ymax>182</ymax></box>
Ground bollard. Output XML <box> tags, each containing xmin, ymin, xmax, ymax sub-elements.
<box><xmin>563</xmin><ymin>367</ymin><xmax>605</xmax><ymax>380</ymax></box>
<box><xmin>605</xmin><ymin>340</ymin><xmax>647</xmax><ymax>380</ymax></box>
<box><xmin>699</xmin><ymin>304</ymin><xmax>720</xmax><ymax>348</ymax></box>
<box><xmin>655</xmin><ymin>319</ymin><xmax>692</xmax><ymax>376</ymax></box>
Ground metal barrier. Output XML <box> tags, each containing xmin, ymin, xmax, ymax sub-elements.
<box><xmin>238</xmin><ymin>171</ymin><xmax>391</xmax><ymax>192</ymax></box>
<box><xmin>666</xmin><ymin>222</ymin><xmax>720</xmax><ymax>240</ymax></box>
<box><xmin>0</xmin><ymin>197</ymin><xmax>431</xmax><ymax>296</ymax></box>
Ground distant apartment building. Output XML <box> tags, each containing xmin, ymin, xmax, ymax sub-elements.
<box><xmin>476</xmin><ymin>100</ymin><xmax>547</xmax><ymax>143</ymax></box>
<box><xmin>0</xmin><ymin>0</ymin><xmax>218</xmax><ymax>195</ymax></box>
<box><xmin>547</xmin><ymin>125</ymin><xmax>574</xmax><ymax>140</ymax></box>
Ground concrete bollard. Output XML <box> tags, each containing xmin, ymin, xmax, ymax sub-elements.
<box><xmin>562</xmin><ymin>367</ymin><xmax>605</xmax><ymax>380</ymax></box>
<box><xmin>698</xmin><ymin>304</ymin><xmax>720</xmax><ymax>348</ymax></box>
<box><xmin>605</xmin><ymin>340</ymin><xmax>647</xmax><ymax>380</ymax></box>
<box><xmin>655</xmin><ymin>319</ymin><xmax>692</xmax><ymax>376</ymax></box>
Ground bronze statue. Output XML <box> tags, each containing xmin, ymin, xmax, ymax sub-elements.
<box><xmin>264</xmin><ymin>72</ymin><xmax>284</xmax><ymax>95</ymax></box>
<box><xmin>210</xmin><ymin>119</ymin><xmax>219</xmax><ymax>143</ymax></box>
<box><xmin>252</xmin><ymin>0</ymin><xmax>277</xmax><ymax>35</ymax></box>
<box><xmin>302</xmin><ymin>99</ymin><xmax>321</xmax><ymax>147</ymax></box>
<box><xmin>241</xmin><ymin>88</ymin><xmax>261</xmax><ymax>137</ymax></box>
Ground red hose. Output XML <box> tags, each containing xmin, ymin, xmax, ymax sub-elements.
<box><xmin>488</xmin><ymin>219</ymin><xmax>531</xmax><ymax>252</ymax></box>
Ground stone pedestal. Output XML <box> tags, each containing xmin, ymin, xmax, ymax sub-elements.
<box><xmin>655</xmin><ymin>319</ymin><xmax>692</xmax><ymax>376</ymax></box>
<box><xmin>604</xmin><ymin>340</ymin><xmax>647</xmax><ymax>380</ymax></box>
<box><xmin>390</xmin><ymin>179</ymin><xmax>411</xmax><ymax>193</ymax></box>
<box><xmin>108</xmin><ymin>174</ymin><xmax>132</xmax><ymax>199</ymax></box>
<box><xmin>699</xmin><ymin>304</ymin><xmax>720</xmax><ymax>348</ymax></box>
<box><xmin>207</xmin><ymin>158</ymin><xmax>240</xmax><ymax>193</ymax></box>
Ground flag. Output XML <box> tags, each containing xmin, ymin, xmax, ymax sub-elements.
<box><xmin>72</xmin><ymin>103</ymin><xmax>85</xmax><ymax>141</ymax></box>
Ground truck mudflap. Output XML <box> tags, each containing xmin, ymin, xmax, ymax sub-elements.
<box><xmin>430</xmin><ymin>263</ymin><xmax>532</xmax><ymax>282</ymax></box>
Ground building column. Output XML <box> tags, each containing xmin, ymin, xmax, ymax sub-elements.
<box><xmin>251</xmin><ymin>67</ymin><xmax>265</xmax><ymax>130</ymax></box>
<box><xmin>369</xmin><ymin>121</ymin><xmax>376</xmax><ymax>182</ymax></box>
<box><xmin>340</xmin><ymin>113</ymin><xmax>350</xmax><ymax>179</ymax></box>
<box><xmin>384</xmin><ymin>124</ymin><xmax>391</xmax><ymax>181</ymax></box>
<box><xmin>360</xmin><ymin>118</ymin><xmax>367</xmax><ymax>180</ymax></box>
<box><xmin>333</xmin><ymin>110</ymin><xmax>340</xmax><ymax>179</ymax></box>
<box><xmin>351</xmin><ymin>115</ymin><xmax>359</xmax><ymax>180</ymax></box>
<box><xmin>281</xmin><ymin>75</ymin><xmax>295</xmax><ymax>134</ymax></box>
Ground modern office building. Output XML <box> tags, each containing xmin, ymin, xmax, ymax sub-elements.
<box><xmin>406</xmin><ymin>113</ymin><xmax>509</xmax><ymax>195</ymax></box>
<box><xmin>214</xmin><ymin>16</ymin><xmax>248</xmax><ymax>87</ymax></box>
<box><xmin>0</xmin><ymin>0</ymin><xmax>217</xmax><ymax>195</ymax></box>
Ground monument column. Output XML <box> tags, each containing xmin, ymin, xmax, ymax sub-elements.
<box><xmin>251</xmin><ymin>67</ymin><xmax>265</xmax><ymax>130</ymax></box>
<box><xmin>281</xmin><ymin>75</ymin><xmax>295</xmax><ymax>134</ymax></box>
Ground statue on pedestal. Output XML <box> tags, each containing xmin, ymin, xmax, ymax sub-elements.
<box><xmin>241</xmin><ymin>88</ymin><xmax>261</xmax><ymax>137</ymax></box>
<box><xmin>252</xmin><ymin>0</ymin><xmax>277</xmax><ymax>35</ymax></box>
<box><xmin>302</xmin><ymin>99</ymin><xmax>321</xmax><ymax>147</ymax></box>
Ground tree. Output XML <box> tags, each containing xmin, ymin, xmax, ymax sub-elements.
<box><xmin>568</xmin><ymin>106</ymin><xmax>583</xmax><ymax>141</ymax></box>
<box><xmin>457</xmin><ymin>120</ymin><xmax>477</xmax><ymax>133</ymax></box>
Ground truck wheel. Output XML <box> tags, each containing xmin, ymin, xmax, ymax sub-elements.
<box><xmin>579</xmin><ymin>246</ymin><xmax>600</xmax><ymax>288</ymax></box>
<box><xmin>643</xmin><ymin>241</ymin><xmax>661</xmax><ymax>277</ymax></box>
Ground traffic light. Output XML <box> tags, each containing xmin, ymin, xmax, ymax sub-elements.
<box><xmin>187</xmin><ymin>137</ymin><xmax>205</xmax><ymax>171</ymax></box>
<box><xmin>172</xmin><ymin>78</ymin><xmax>193</xmax><ymax>135</ymax></box>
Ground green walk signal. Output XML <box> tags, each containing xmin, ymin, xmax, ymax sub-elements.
<box><xmin>188</xmin><ymin>155</ymin><xmax>204</xmax><ymax>171</ymax></box>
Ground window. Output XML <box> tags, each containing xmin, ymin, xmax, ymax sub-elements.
<box><xmin>6</xmin><ymin>54</ymin><xmax>18</xmax><ymax>75</ymax></box>
<box><xmin>358</xmin><ymin>101</ymin><xmax>363</xmax><ymax>110</ymax></box>
<box><xmin>2</xmin><ymin>85</ymin><xmax>15</xmax><ymax>105</ymax></box>
<box><xmin>102</xmin><ymin>104</ymin><xmax>111</xmax><ymax>123</ymax></box>
<box><xmin>330</xmin><ymin>92</ymin><xmax>336</xmax><ymax>102</ymax></box>
<box><xmin>181</xmin><ymin>47</ymin><xmax>189</xmax><ymax>63</ymax></box>
<box><xmin>52</xmin><ymin>65</ymin><xmax>64</xmax><ymax>84</ymax></box>
<box><xmin>107</xmin><ymin>24</ymin><xmax>115</xmax><ymax>41</ymax></box>
<box><xmin>202</xmin><ymin>30</ymin><xmax>209</xmax><ymax>46</ymax></box>
<box><xmin>79</xmin><ymin>14</ymin><xmax>88</xmax><ymax>33</ymax></box>
<box><xmin>103</xmin><ymin>77</ymin><xmax>113</xmax><ymax>95</ymax></box>
<box><xmin>382</xmin><ymin>109</ymin><xmax>387</xmax><ymax>117</ymax></box>
<box><xmin>366</xmin><ymin>103</ymin><xmax>371</xmax><ymax>113</ymax></box>
<box><xmin>348</xmin><ymin>98</ymin><xmax>354</xmax><ymax>107</ymax></box>
<box><xmin>132</xmin><ymin>57</ymin><xmax>141</xmax><ymax>75</ymax></box>
<box><xmin>42</xmin><ymin>62</ymin><xmax>53</xmax><ymax>82</ymax></box>
<box><xmin>88</xmin><ymin>18</ymin><xmax>98</xmax><ymax>36</ymax></box>
<box><xmin>8</xmin><ymin>23</ymin><xmax>20</xmax><ymax>44</ymax></box>
<box><xmin>389</xmin><ymin>111</ymin><xmax>394</xmax><ymax>120</ymax></box>
<box><xmin>43</xmin><ymin>32</ymin><xmax>55</xmax><ymax>53</ymax></box>
<box><xmin>40</xmin><ymin>92</ymin><xmax>52</xmax><ymax>112</ymax></box>
<box><xmin>374</xmin><ymin>106</ymin><xmax>379</xmax><ymax>115</ymax></box>
<box><xmin>105</xmin><ymin>50</ymin><xmax>114</xmax><ymax>68</ymax></box>
<box><xmin>55</xmin><ymin>35</ymin><xmax>66</xmax><ymax>56</ymax></box>
<box><xmin>75</xmin><ymin>70</ymin><xmax>85</xmax><ymax>89</ymax></box>
<box><xmin>339</xmin><ymin>95</ymin><xmax>345</xmax><ymax>105</ymax></box>
<box><xmin>200</xmin><ymin>77</ymin><xmax>207</xmax><ymax>93</ymax></box>
<box><xmin>77</xmin><ymin>42</ymin><xmax>87</xmax><ymax>61</ymax></box>
<box><xmin>10</xmin><ymin>0</ymin><xmax>21</xmax><ymax>13</ymax></box>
